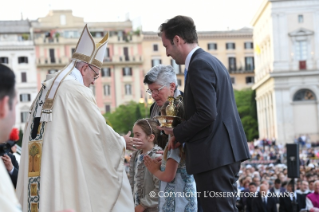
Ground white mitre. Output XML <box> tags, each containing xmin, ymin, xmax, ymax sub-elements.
<box><xmin>40</xmin><ymin>24</ymin><xmax>108</xmax><ymax>122</ymax></box>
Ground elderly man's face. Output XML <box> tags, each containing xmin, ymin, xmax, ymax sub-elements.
<box><xmin>302</xmin><ymin>182</ymin><xmax>309</xmax><ymax>192</ymax></box>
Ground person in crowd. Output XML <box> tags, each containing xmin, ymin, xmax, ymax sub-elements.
<box><xmin>128</xmin><ymin>119</ymin><xmax>162</xmax><ymax>212</ymax></box>
<box><xmin>279</xmin><ymin>180</ymin><xmax>300</xmax><ymax>212</ymax></box>
<box><xmin>144</xmin><ymin>104</ymin><xmax>197</xmax><ymax>212</ymax></box>
<box><xmin>239</xmin><ymin>182</ymin><xmax>257</xmax><ymax>212</ymax></box>
<box><xmin>1</xmin><ymin>150</ymin><xmax>19</xmax><ymax>188</ymax></box>
<box><xmin>306</xmin><ymin>180</ymin><xmax>319</xmax><ymax>211</ymax></box>
<box><xmin>16</xmin><ymin>25</ymin><xmax>134</xmax><ymax>212</ymax></box>
<box><xmin>0</xmin><ymin>64</ymin><xmax>21</xmax><ymax>211</ymax></box>
<box><xmin>296</xmin><ymin>180</ymin><xmax>311</xmax><ymax>210</ymax></box>
<box><xmin>270</xmin><ymin>179</ymin><xmax>286</xmax><ymax>202</ymax></box>
<box><xmin>252</xmin><ymin>183</ymin><xmax>277</xmax><ymax>212</ymax></box>
<box><xmin>157</xmin><ymin>15</ymin><xmax>250</xmax><ymax>211</ymax></box>
<box><xmin>253</xmin><ymin>176</ymin><xmax>261</xmax><ymax>191</ymax></box>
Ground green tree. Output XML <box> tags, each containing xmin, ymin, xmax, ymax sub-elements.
<box><xmin>104</xmin><ymin>101</ymin><xmax>150</xmax><ymax>134</ymax></box>
<box><xmin>234</xmin><ymin>89</ymin><xmax>259</xmax><ymax>142</ymax></box>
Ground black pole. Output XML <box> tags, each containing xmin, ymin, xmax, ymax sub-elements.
<box><xmin>292</xmin><ymin>178</ymin><xmax>297</xmax><ymax>212</ymax></box>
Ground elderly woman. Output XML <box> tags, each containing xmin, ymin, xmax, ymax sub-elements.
<box><xmin>144</xmin><ymin>65</ymin><xmax>182</xmax><ymax>148</ymax></box>
<box><xmin>124</xmin><ymin>65</ymin><xmax>181</xmax><ymax>150</ymax></box>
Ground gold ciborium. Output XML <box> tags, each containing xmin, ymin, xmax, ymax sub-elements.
<box><xmin>154</xmin><ymin>95</ymin><xmax>183</xmax><ymax>128</ymax></box>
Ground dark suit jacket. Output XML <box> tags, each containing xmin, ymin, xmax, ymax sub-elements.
<box><xmin>173</xmin><ymin>48</ymin><xmax>250</xmax><ymax>174</ymax></box>
<box><xmin>279</xmin><ymin>195</ymin><xmax>300</xmax><ymax>212</ymax></box>
<box><xmin>8</xmin><ymin>153</ymin><xmax>19</xmax><ymax>188</ymax></box>
<box><xmin>252</xmin><ymin>193</ymin><xmax>277</xmax><ymax>212</ymax></box>
<box><xmin>269</xmin><ymin>187</ymin><xmax>286</xmax><ymax>203</ymax></box>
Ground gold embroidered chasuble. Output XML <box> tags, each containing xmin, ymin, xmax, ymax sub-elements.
<box><xmin>16</xmin><ymin>76</ymin><xmax>134</xmax><ymax>212</ymax></box>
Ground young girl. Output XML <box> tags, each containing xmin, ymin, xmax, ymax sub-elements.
<box><xmin>129</xmin><ymin>118</ymin><xmax>163</xmax><ymax>212</ymax></box>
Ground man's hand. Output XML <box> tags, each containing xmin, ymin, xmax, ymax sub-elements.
<box><xmin>157</xmin><ymin>126</ymin><xmax>174</xmax><ymax>136</ymax></box>
<box><xmin>135</xmin><ymin>204</ymin><xmax>145</xmax><ymax>212</ymax></box>
<box><xmin>1</xmin><ymin>154</ymin><xmax>13</xmax><ymax>172</ymax></box>
<box><xmin>144</xmin><ymin>155</ymin><xmax>161</xmax><ymax>175</ymax></box>
<box><xmin>167</xmin><ymin>136</ymin><xmax>181</xmax><ymax>150</ymax></box>
<box><xmin>123</xmin><ymin>131</ymin><xmax>143</xmax><ymax>151</ymax></box>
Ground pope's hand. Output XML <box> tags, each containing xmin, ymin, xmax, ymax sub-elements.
<box><xmin>144</xmin><ymin>155</ymin><xmax>161</xmax><ymax>174</ymax></box>
<box><xmin>123</xmin><ymin>131</ymin><xmax>143</xmax><ymax>151</ymax></box>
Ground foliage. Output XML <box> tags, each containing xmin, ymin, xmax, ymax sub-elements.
<box><xmin>234</xmin><ymin>89</ymin><xmax>259</xmax><ymax>142</ymax></box>
<box><xmin>104</xmin><ymin>101</ymin><xmax>150</xmax><ymax>135</ymax></box>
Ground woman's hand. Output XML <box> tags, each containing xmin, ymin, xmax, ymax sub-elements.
<box><xmin>144</xmin><ymin>155</ymin><xmax>161</xmax><ymax>174</ymax></box>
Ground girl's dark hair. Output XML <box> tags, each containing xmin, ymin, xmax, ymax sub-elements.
<box><xmin>134</xmin><ymin>118</ymin><xmax>165</xmax><ymax>145</ymax></box>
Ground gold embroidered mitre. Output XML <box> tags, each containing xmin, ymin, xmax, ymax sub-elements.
<box><xmin>72</xmin><ymin>24</ymin><xmax>109</xmax><ymax>69</ymax></box>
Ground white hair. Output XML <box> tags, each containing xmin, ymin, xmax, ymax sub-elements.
<box><xmin>143</xmin><ymin>65</ymin><xmax>178</xmax><ymax>88</ymax></box>
<box><xmin>75</xmin><ymin>61</ymin><xmax>86</xmax><ymax>70</ymax></box>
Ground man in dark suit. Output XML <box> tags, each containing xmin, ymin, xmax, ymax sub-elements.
<box><xmin>158</xmin><ymin>15</ymin><xmax>250</xmax><ymax>211</ymax></box>
<box><xmin>270</xmin><ymin>179</ymin><xmax>286</xmax><ymax>203</ymax></box>
<box><xmin>252</xmin><ymin>184</ymin><xmax>277</xmax><ymax>212</ymax></box>
<box><xmin>279</xmin><ymin>180</ymin><xmax>300</xmax><ymax>212</ymax></box>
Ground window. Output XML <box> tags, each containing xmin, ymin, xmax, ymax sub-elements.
<box><xmin>226</xmin><ymin>43</ymin><xmax>236</xmax><ymax>50</ymax></box>
<box><xmin>245</xmin><ymin>57</ymin><xmax>255</xmax><ymax>71</ymax></box>
<box><xmin>0</xmin><ymin>57</ymin><xmax>8</xmax><ymax>64</ymax></box>
<box><xmin>21</xmin><ymin>72</ymin><xmax>27</xmax><ymax>82</ymax></box>
<box><xmin>105</xmin><ymin>105</ymin><xmax>111</xmax><ymax>113</ymax></box>
<box><xmin>122</xmin><ymin>67</ymin><xmax>132</xmax><ymax>76</ymax></box>
<box><xmin>246</xmin><ymin>76</ymin><xmax>254</xmax><ymax>84</ymax></box>
<box><xmin>153</xmin><ymin>44</ymin><xmax>158</xmax><ymax>51</ymax></box>
<box><xmin>104</xmin><ymin>85</ymin><xmax>111</xmax><ymax>96</ymax></box>
<box><xmin>151</xmin><ymin>59</ymin><xmax>161</xmax><ymax>67</ymax></box>
<box><xmin>49</xmin><ymin>49</ymin><xmax>55</xmax><ymax>63</ymax></box>
<box><xmin>207</xmin><ymin>43</ymin><xmax>217</xmax><ymax>50</ymax></box>
<box><xmin>20</xmin><ymin>94</ymin><xmax>31</xmax><ymax>102</ymax></box>
<box><xmin>48</xmin><ymin>69</ymin><xmax>58</xmax><ymax>74</ymax></box>
<box><xmin>298</xmin><ymin>15</ymin><xmax>304</xmax><ymax>23</ymax></box>
<box><xmin>18</xmin><ymin>56</ymin><xmax>28</xmax><ymax>64</ymax></box>
<box><xmin>244</xmin><ymin>42</ymin><xmax>253</xmax><ymax>49</ymax></box>
<box><xmin>123</xmin><ymin>47</ymin><xmax>129</xmax><ymax>61</ymax></box>
<box><xmin>231</xmin><ymin>77</ymin><xmax>235</xmax><ymax>84</ymax></box>
<box><xmin>228</xmin><ymin>57</ymin><xmax>236</xmax><ymax>71</ymax></box>
<box><xmin>64</xmin><ymin>31</ymin><xmax>80</xmax><ymax>38</ymax></box>
<box><xmin>20</xmin><ymin>112</ymin><xmax>29</xmax><ymax>123</ymax></box>
<box><xmin>71</xmin><ymin>48</ymin><xmax>76</xmax><ymax>55</ymax></box>
<box><xmin>177</xmin><ymin>79</ymin><xmax>182</xmax><ymax>87</ymax></box>
<box><xmin>101</xmin><ymin>68</ymin><xmax>111</xmax><ymax>77</ymax></box>
<box><xmin>293</xmin><ymin>89</ymin><xmax>316</xmax><ymax>101</ymax></box>
<box><xmin>171</xmin><ymin>59</ymin><xmax>181</xmax><ymax>74</ymax></box>
<box><xmin>125</xmin><ymin>84</ymin><xmax>132</xmax><ymax>95</ymax></box>
<box><xmin>295</xmin><ymin>41</ymin><xmax>307</xmax><ymax>61</ymax></box>
<box><xmin>60</xmin><ymin>15</ymin><xmax>66</xmax><ymax>25</ymax></box>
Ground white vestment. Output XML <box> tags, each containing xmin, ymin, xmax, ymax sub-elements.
<box><xmin>0</xmin><ymin>160</ymin><xmax>21</xmax><ymax>212</ymax></box>
<box><xmin>16</xmin><ymin>76</ymin><xmax>134</xmax><ymax>212</ymax></box>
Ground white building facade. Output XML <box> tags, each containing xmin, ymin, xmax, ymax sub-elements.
<box><xmin>252</xmin><ymin>0</ymin><xmax>319</xmax><ymax>144</ymax></box>
<box><xmin>0</xmin><ymin>20</ymin><xmax>38</xmax><ymax>132</ymax></box>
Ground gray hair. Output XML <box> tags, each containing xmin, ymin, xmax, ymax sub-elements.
<box><xmin>75</xmin><ymin>61</ymin><xmax>87</xmax><ymax>70</ymax></box>
<box><xmin>143</xmin><ymin>65</ymin><xmax>178</xmax><ymax>88</ymax></box>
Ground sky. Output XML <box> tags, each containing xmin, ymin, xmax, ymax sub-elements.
<box><xmin>0</xmin><ymin>0</ymin><xmax>264</xmax><ymax>31</ymax></box>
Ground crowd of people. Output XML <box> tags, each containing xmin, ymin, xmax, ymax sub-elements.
<box><xmin>236</xmin><ymin>141</ymin><xmax>319</xmax><ymax>212</ymax></box>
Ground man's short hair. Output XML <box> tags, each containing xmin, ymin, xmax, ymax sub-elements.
<box><xmin>275</xmin><ymin>178</ymin><xmax>281</xmax><ymax>184</ymax></box>
<box><xmin>0</xmin><ymin>64</ymin><xmax>15</xmax><ymax>109</ymax></box>
<box><xmin>158</xmin><ymin>15</ymin><xmax>198</xmax><ymax>44</ymax></box>
<box><xmin>249</xmin><ymin>182</ymin><xmax>257</xmax><ymax>187</ymax></box>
